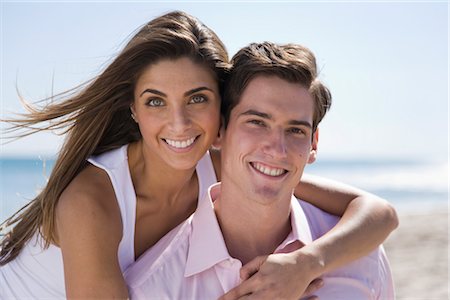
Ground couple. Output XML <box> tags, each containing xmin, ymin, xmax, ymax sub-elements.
<box><xmin>124</xmin><ymin>42</ymin><xmax>394</xmax><ymax>299</ymax></box>
<box><xmin>0</xmin><ymin>11</ymin><xmax>397</xmax><ymax>299</ymax></box>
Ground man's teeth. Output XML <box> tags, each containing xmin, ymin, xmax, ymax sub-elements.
<box><xmin>252</xmin><ymin>162</ymin><xmax>285</xmax><ymax>177</ymax></box>
<box><xmin>165</xmin><ymin>137</ymin><xmax>196</xmax><ymax>149</ymax></box>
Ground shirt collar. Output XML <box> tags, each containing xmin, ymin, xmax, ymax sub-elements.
<box><xmin>185</xmin><ymin>183</ymin><xmax>231</xmax><ymax>277</ymax></box>
<box><xmin>275</xmin><ymin>195</ymin><xmax>313</xmax><ymax>253</ymax></box>
<box><xmin>185</xmin><ymin>183</ymin><xmax>313</xmax><ymax>277</ymax></box>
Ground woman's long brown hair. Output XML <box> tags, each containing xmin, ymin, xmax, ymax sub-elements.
<box><xmin>0</xmin><ymin>11</ymin><xmax>229</xmax><ymax>265</ymax></box>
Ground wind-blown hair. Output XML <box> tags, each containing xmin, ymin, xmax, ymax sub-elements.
<box><xmin>222</xmin><ymin>42</ymin><xmax>331</xmax><ymax>132</ymax></box>
<box><xmin>0</xmin><ymin>11</ymin><xmax>229</xmax><ymax>265</ymax></box>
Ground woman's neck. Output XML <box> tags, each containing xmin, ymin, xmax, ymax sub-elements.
<box><xmin>128</xmin><ymin>140</ymin><xmax>198</xmax><ymax>204</ymax></box>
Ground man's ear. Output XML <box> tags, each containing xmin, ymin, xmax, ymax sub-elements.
<box><xmin>308</xmin><ymin>129</ymin><xmax>319</xmax><ymax>164</ymax></box>
<box><xmin>212</xmin><ymin>116</ymin><xmax>225</xmax><ymax>150</ymax></box>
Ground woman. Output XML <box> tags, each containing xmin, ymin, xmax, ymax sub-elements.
<box><xmin>0</xmin><ymin>11</ymin><xmax>397</xmax><ymax>299</ymax></box>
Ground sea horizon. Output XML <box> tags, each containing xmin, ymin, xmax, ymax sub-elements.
<box><xmin>1</xmin><ymin>156</ymin><xmax>448</xmax><ymax>223</ymax></box>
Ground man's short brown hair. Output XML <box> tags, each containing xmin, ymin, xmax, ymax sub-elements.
<box><xmin>222</xmin><ymin>42</ymin><xmax>332</xmax><ymax>132</ymax></box>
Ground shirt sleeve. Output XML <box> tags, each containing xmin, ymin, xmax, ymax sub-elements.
<box><xmin>376</xmin><ymin>246</ymin><xmax>396</xmax><ymax>299</ymax></box>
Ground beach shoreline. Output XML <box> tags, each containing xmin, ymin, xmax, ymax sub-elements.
<box><xmin>384</xmin><ymin>206</ymin><xmax>449</xmax><ymax>299</ymax></box>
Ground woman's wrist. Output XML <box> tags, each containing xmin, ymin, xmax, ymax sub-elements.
<box><xmin>294</xmin><ymin>244</ymin><xmax>327</xmax><ymax>280</ymax></box>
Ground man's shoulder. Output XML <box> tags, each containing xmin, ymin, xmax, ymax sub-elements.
<box><xmin>124</xmin><ymin>219</ymin><xmax>192</xmax><ymax>290</ymax></box>
<box><xmin>297</xmin><ymin>199</ymin><xmax>388</xmax><ymax>262</ymax></box>
<box><xmin>297</xmin><ymin>199</ymin><xmax>340</xmax><ymax>240</ymax></box>
<box><xmin>297</xmin><ymin>200</ymin><xmax>395</xmax><ymax>299</ymax></box>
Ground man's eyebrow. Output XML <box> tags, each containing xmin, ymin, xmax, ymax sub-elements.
<box><xmin>139</xmin><ymin>86</ymin><xmax>213</xmax><ymax>98</ymax></box>
<box><xmin>289</xmin><ymin>120</ymin><xmax>312</xmax><ymax>128</ymax></box>
<box><xmin>241</xmin><ymin>109</ymin><xmax>312</xmax><ymax>128</ymax></box>
<box><xmin>240</xmin><ymin>109</ymin><xmax>272</xmax><ymax>119</ymax></box>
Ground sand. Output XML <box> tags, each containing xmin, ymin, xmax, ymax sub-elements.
<box><xmin>383</xmin><ymin>208</ymin><xmax>449</xmax><ymax>299</ymax></box>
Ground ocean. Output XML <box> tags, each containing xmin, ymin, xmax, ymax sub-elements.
<box><xmin>1</xmin><ymin>157</ymin><xmax>448</xmax><ymax>223</ymax></box>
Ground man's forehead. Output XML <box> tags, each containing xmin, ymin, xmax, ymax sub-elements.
<box><xmin>234</xmin><ymin>76</ymin><xmax>314</xmax><ymax>121</ymax></box>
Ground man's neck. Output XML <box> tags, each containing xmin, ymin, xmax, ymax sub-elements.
<box><xmin>213</xmin><ymin>182</ymin><xmax>292</xmax><ymax>265</ymax></box>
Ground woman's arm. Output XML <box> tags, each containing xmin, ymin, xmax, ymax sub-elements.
<box><xmin>295</xmin><ymin>173</ymin><xmax>399</xmax><ymax>261</ymax></box>
<box><xmin>220</xmin><ymin>173</ymin><xmax>398</xmax><ymax>300</ymax></box>
<box><xmin>56</xmin><ymin>165</ymin><xmax>128</xmax><ymax>299</ymax></box>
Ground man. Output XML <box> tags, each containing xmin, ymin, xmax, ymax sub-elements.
<box><xmin>124</xmin><ymin>42</ymin><xmax>394</xmax><ymax>299</ymax></box>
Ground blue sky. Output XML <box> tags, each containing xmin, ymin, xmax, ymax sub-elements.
<box><xmin>1</xmin><ymin>1</ymin><xmax>448</xmax><ymax>161</ymax></box>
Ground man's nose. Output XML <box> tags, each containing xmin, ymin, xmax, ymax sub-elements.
<box><xmin>263</xmin><ymin>129</ymin><xmax>288</xmax><ymax>158</ymax></box>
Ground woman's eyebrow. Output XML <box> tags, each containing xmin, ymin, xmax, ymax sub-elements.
<box><xmin>140</xmin><ymin>86</ymin><xmax>213</xmax><ymax>98</ymax></box>
<box><xmin>184</xmin><ymin>87</ymin><xmax>214</xmax><ymax>96</ymax></box>
<box><xmin>139</xmin><ymin>89</ymin><xmax>166</xmax><ymax>97</ymax></box>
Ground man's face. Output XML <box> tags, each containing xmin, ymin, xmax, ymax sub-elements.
<box><xmin>221</xmin><ymin>75</ymin><xmax>317</xmax><ymax>205</ymax></box>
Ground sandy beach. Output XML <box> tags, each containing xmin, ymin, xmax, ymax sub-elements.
<box><xmin>383</xmin><ymin>207</ymin><xmax>449</xmax><ymax>299</ymax></box>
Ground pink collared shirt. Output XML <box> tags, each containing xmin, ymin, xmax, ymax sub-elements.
<box><xmin>124</xmin><ymin>183</ymin><xmax>394</xmax><ymax>300</ymax></box>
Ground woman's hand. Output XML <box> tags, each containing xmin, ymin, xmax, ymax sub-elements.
<box><xmin>219</xmin><ymin>247</ymin><xmax>324</xmax><ymax>300</ymax></box>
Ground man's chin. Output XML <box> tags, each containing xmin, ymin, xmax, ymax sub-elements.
<box><xmin>250</xmin><ymin>187</ymin><xmax>288</xmax><ymax>205</ymax></box>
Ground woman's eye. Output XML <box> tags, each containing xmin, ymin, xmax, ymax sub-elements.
<box><xmin>147</xmin><ymin>98</ymin><xmax>165</xmax><ymax>107</ymax></box>
<box><xmin>189</xmin><ymin>95</ymin><xmax>207</xmax><ymax>104</ymax></box>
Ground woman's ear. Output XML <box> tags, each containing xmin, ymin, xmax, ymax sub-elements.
<box><xmin>130</xmin><ymin>104</ymin><xmax>138</xmax><ymax>123</ymax></box>
<box><xmin>212</xmin><ymin>116</ymin><xmax>225</xmax><ymax>150</ymax></box>
<box><xmin>308</xmin><ymin>129</ymin><xmax>319</xmax><ymax>164</ymax></box>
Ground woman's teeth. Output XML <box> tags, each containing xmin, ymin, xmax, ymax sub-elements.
<box><xmin>165</xmin><ymin>137</ymin><xmax>196</xmax><ymax>149</ymax></box>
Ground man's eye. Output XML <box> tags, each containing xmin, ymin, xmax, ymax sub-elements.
<box><xmin>189</xmin><ymin>95</ymin><xmax>207</xmax><ymax>104</ymax></box>
<box><xmin>147</xmin><ymin>98</ymin><xmax>165</xmax><ymax>107</ymax></box>
<box><xmin>249</xmin><ymin>119</ymin><xmax>265</xmax><ymax>126</ymax></box>
<box><xmin>288</xmin><ymin>127</ymin><xmax>304</xmax><ymax>135</ymax></box>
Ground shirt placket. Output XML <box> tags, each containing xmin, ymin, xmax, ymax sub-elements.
<box><xmin>215</xmin><ymin>258</ymin><xmax>242</xmax><ymax>294</ymax></box>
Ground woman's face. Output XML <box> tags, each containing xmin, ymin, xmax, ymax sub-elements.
<box><xmin>132</xmin><ymin>57</ymin><xmax>221</xmax><ymax>170</ymax></box>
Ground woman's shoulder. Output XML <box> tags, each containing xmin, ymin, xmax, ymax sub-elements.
<box><xmin>55</xmin><ymin>164</ymin><xmax>122</xmax><ymax>242</ymax></box>
<box><xmin>54</xmin><ymin>165</ymin><xmax>126</xmax><ymax>295</ymax></box>
<box><xmin>88</xmin><ymin>145</ymin><xmax>128</xmax><ymax>170</ymax></box>
<box><xmin>60</xmin><ymin>164</ymin><xmax>115</xmax><ymax>203</ymax></box>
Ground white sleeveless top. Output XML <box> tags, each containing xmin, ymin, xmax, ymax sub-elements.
<box><xmin>0</xmin><ymin>145</ymin><xmax>217</xmax><ymax>299</ymax></box>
